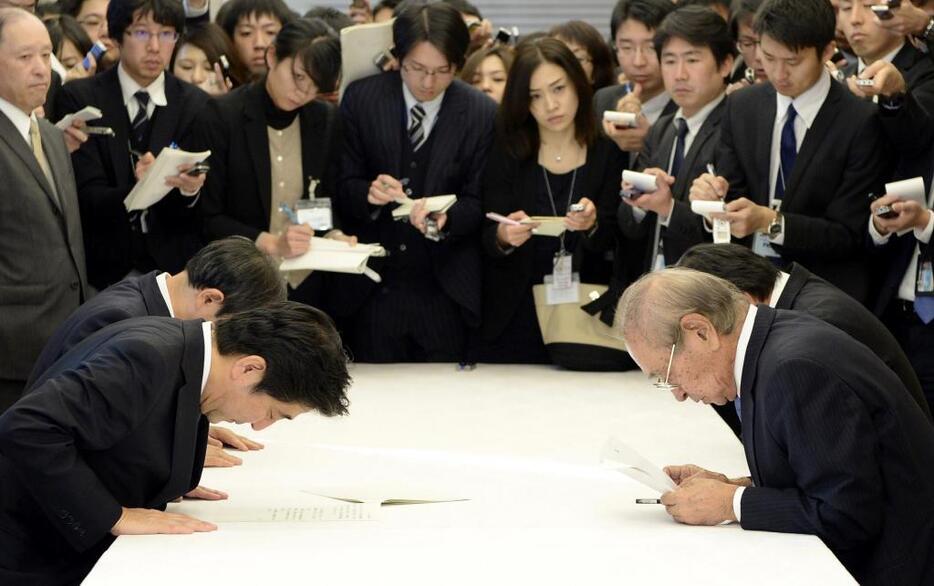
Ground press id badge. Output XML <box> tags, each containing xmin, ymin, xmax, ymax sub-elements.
<box><xmin>752</xmin><ymin>233</ymin><xmax>780</xmax><ymax>258</ymax></box>
<box><xmin>546</xmin><ymin>253</ymin><xmax>579</xmax><ymax>304</ymax></box>
<box><xmin>712</xmin><ymin>218</ymin><xmax>731</xmax><ymax>244</ymax></box>
<box><xmin>917</xmin><ymin>259</ymin><xmax>934</xmax><ymax>296</ymax></box>
<box><xmin>296</xmin><ymin>198</ymin><xmax>333</xmax><ymax>231</ymax></box>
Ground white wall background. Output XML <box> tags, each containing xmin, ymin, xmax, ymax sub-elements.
<box><xmin>289</xmin><ymin>1</ymin><xmax>618</xmax><ymax>38</ymax></box>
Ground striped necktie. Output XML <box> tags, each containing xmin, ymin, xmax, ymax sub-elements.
<box><xmin>130</xmin><ymin>90</ymin><xmax>151</xmax><ymax>152</ymax></box>
<box><xmin>408</xmin><ymin>103</ymin><xmax>426</xmax><ymax>151</ymax></box>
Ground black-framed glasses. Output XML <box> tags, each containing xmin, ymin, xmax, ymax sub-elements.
<box><xmin>653</xmin><ymin>343</ymin><xmax>680</xmax><ymax>393</ymax></box>
<box><xmin>125</xmin><ymin>29</ymin><xmax>179</xmax><ymax>44</ymax></box>
<box><xmin>401</xmin><ymin>61</ymin><xmax>454</xmax><ymax>80</ymax></box>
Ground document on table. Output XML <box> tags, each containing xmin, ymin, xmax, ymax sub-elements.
<box><xmin>123</xmin><ymin>147</ymin><xmax>210</xmax><ymax>211</ymax></box>
<box><xmin>303</xmin><ymin>486</ymin><xmax>469</xmax><ymax>506</ymax></box>
<box><xmin>600</xmin><ymin>436</ymin><xmax>676</xmax><ymax>494</ymax></box>
<box><xmin>523</xmin><ymin>216</ymin><xmax>567</xmax><ymax>237</ymax></box>
<box><xmin>189</xmin><ymin>503</ymin><xmax>379</xmax><ymax>523</ymax></box>
<box><xmin>391</xmin><ymin>194</ymin><xmax>458</xmax><ymax>219</ymax></box>
<box><xmin>279</xmin><ymin>237</ymin><xmax>386</xmax><ymax>281</ymax></box>
<box><xmin>339</xmin><ymin>19</ymin><xmax>394</xmax><ymax>98</ymax></box>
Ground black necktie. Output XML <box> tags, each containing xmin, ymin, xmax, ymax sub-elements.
<box><xmin>776</xmin><ymin>104</ymin><xmax>797</xmax><ymax>198</ymax></box>
<box><xmin>130</xmin><ymin>90</ymin><xmax>151</xmax><ymax>153</ymax></box>
<box><xmin>669</xmin><ymin>118</ymin><xmax>689</xmax><ymax>178</ymax></box>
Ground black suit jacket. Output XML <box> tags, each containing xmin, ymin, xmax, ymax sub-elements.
<box><xmin>738</xmin><ymin>306</ymin><xmax>934</xmax><ymax>585</ymax></box>
<box><xmin>479</xmin><ymin>136</ymin><xmax>624</xmax><ymax>340</ymax></box>
<box><xmin>26</xmin><ymin>271</ymin><xmax>170</xmax><ymax>386</ymax></box>
<box><xmin>716</xmin><ymin>79</ymin><xmax>889</xmax><ymax>304</ymax></box>
<box><xmin>57</xmin><ymin>67</ymin><xmax>211</xmax><ymax>289</ymax></box>
<box><xmin>336</xmin><ymin>72</ymin><xmax>496</xmax><ymax>323</ymax></box>
<box><xmin>199</xmin><ymin>82</ymin><xmax>341</xmax><ymax>241</ymax></box>
<box><xmin>777</xmin><ymin>262</ymin><xmax>930</xmax><ymax>418</ymax></box>
<box><xmin>0</xmin><ymin>317</ymin><xmax>208</xmax><ymax>584</ymax></box>
<box><xmin>619</xmin><ymin>99</ymin><xmax>726</xmax><ymax>274</ymax></box>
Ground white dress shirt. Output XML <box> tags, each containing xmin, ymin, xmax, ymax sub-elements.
<box><xmin>868</xmin><ymin>197</ymin><xmax>934</xmax><ymax>302</ymax></box>
<box><xmin>0</xmin><ymin>95</ymin><xmax>34</xmax><ymax>145</ymax></box>
<box><xmin>118</xmin><ymin>63</ymin><xmax>167</xmax><ymax>121</ymax></box>
<box><xmin>155</xmin><ymin>272</ymin><xmax>176</xmax><ymax>318</ymax></box>
<box><xmin>730</xmin><ymin>303</ymin><xmax>759</xmax><ymax>522</ymax></box>
<box><xmin>768</xmin><ymin>71</ymin><xmax>832</xmax><ymax>245</ymax></box>
<box><xmin>200</xmin><ymin>321</ymin><xmax>212</xmax><ymax>395</ymax></box>
<box><xmin>641</xmin><ymin>91</ymin><xmax>672</xmax><ymax>125</ymax></box>
<box><xmin>767</xmin><ymin>271</ymin><xmax>791</xmax><ymax>307</ymax></box>
<box><xmin>402</xmin><ymin>82</ymin><xmax>445</xmax><ymax>141</ymax></box>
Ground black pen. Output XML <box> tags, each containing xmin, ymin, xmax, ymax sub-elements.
<box><xmin>635</xmin><ymin>498</ymin><xmax>662</xmax><ymax>504</ymax></box>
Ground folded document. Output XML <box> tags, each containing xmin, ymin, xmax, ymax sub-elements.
<box><xmin>123</xmin><ymin>147</ymin><xmax>210</xmax><ymax>211</ymax></box>
<box><xmin>279</xmin><ymin>237</ymin><xmax>386</xmax><ymax>282</ymax></box>
<box><xmin>601</xmin><ymin>436</ymin><xmax>676</xmax><ymax>494</ymax></box>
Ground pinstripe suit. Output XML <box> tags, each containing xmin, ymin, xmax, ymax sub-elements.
<box><xmin>335</xmin><ymin>72</ymin><xmax>496</xmax><ymax>361</ymax></box>
<box><xmin>738</xmin><ymin>306</ymin><xmax>934</xmax><ymax>585</ymax></box>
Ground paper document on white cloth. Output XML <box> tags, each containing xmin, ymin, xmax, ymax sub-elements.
<box><xmin>182</xmin><ymin>503</ymin><xmax>379</xmax><ymax>523</ymax></box>
<box><xmin>522</xmin><ymin>216</ymin><xmax>567</xmax><ymax>237</ymax></box>
<box><xmin>391</xmin><ymin>194</ymin><xmax>458</xmax><ymax>219</ymax></box>
<box><xmin>279</xmin><ymin>237</ymin><xmax>385</xmax><ymax>281</ymax></box>
<box><xmin>303</xmin><ymin>486</ymin><xmax>469</xmax><ymax>506</ymax></box>
<box><xmin>600</xmin><ymin>436</ymin><xmax>676</xmax><ymax>494</ymax></box>
<box><xmin>123</xmin><ymin>147</ymin><xmax>210</xmax><ymax>211</ymax></box>
<box><xmin>339</xmin><ymin>19</ymin><xmax>394</xmax><ymax>98</ymax></box>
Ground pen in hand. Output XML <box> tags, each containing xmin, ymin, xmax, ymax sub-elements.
<box><xmin>278</xmin><ymin>203</ymin><xmax>300</xmax><ymax>225</ymax></box>
<box><xmin>635</xmin><ymin>498</ymin><xmax>662</xmax><ymax>504</ymax></box>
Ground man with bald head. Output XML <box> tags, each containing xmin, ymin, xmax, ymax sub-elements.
<box><xmin>0</xmin><ymin>7</ymin><xmax>87</xmax><ymax>412</ymax></box>
<box><xmin>616</xmin><ymin>268</ymin><xmax>934</xmax><ymax>585</ymax></box>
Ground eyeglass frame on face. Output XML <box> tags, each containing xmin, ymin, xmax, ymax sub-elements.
<box><xmin>736</xmin><ymin>37</ymin><xmax>758</xmax><ymax>52</ymax></box>
<box><xmin>615</xmin><ymin>41</ymin><xmax>656</xmax><ymax>58</ymax></box>
<box><xmin>77</xmin><ymin>14</ymin><xmax>107</xmax><ymax>32</ymax></box>
<box><xmin>124</xmin><ymin>27</ymin><xmax>179</xmax><ymax>45</ymax></box>
<box><xmin>653</xmin><ymin>343</ymin><xmax>680</xmax><ymax>393</ymax></box>
<box><xmin>401</xmin><ymin>60</ymin><xmax>454</xmax><ymax>80</ymax></box>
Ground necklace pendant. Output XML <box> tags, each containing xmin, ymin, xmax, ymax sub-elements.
<box><xmin>555</xmin><ymin>155</ymin><xmax>562</xmax><ymax>162</ymax></box>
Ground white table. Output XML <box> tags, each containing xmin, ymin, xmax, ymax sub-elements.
<box><xmin>84</xmin><ymin>364</ymin><xmax>855</xmax><ymax>585</ymax></box>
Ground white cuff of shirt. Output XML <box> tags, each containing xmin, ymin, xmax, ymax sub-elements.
<box><xmin>658</xmin><ymin>199</ymin><xmax>675</xmax><ymax>228</ymax></box>
<box><xmin>733</xmin><ymin>485</ymin><xmax>745</xmax><ymax>523</ymax></box>
<box><xmin>914</xmin><ymin>210</ymin><xmax>934</xmax><ymax>244</ymax></box>
<box><xmin>632</xmin><ymin>207</ymin><xmax>647</xmax><ymax>223</ymax></box>
<box><xmin>183</xmin><ymin>0</ymin><xmax>209</xmax><ymax>17</ymax></box>
<box><xmin>868</xmin><ymin>214</ymin><xmax>892</xmax><ymax>245</ymax></box>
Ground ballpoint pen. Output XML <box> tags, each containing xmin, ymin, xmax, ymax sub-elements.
<box><xmin>278</xmin><ymin>203</ymin><xmax>300</xmax><ymax>224</ymax></box>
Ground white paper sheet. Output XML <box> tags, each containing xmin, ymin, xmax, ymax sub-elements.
<box><xmin>56</xmin><ymin>105</ymin><xmax>102</xmax><ymax>130</ymax></box>
<box><xmin>304</xmin><ymin>487</ymin><xmax>469</xmax><ymax>506</ymax></box>
<box><xmin>279</xmin><ymin>237</ymin><xmax>385</xmax><ymax>279</ymax></box>
<box><xmin>622</xmin><ymin>170</ymin><xmax>659</xmax><ymax>193</ymax></box>
<box><xmin>690</xmin><ymin>200</ymin><xmax>727</xmax><ymax>216</ymax></box>
<box><xmin>186</xmin><ymin>504</ymin><xmax>379</xmax><ymax>523</ymax></box>
<box><xmin>339</xmin><ymin>19</ymin><xmax>394</xmax><ymax>99</ymax></box>
<box><xmin>600</xmin><ymin>436</ymin><xmax>676</xmax><ymax>494</ymax></box>
<box><xmin>123</xmin><ymin>147</ymin><xmax>210</xmax><ymax>211</ymax></box>
<box><xmin>885</xmin><ymin>176</ymin><xmax>927</xmax><ymax>236</ymax></box>
<box><xmin>391</xmin><ymin>194</ymin><xmax>458</xmax><ymax>219</ymax></box>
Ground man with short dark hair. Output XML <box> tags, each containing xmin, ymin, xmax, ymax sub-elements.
<box><xmin>336</xmin><ymin>1</ymin><xmax>496</xmax><ymax>362</ymax></box>
<box><xmin>678</xmin><ymin>242</ymin><xmax>932</xmax><ymax>432</ymax></box>
<box><xmin>0</xmin><ymin>301</ymin><xmax>350</xmax><ymax>584</ymax></box>
<box><xmin>690</xmin><ymin>0</ymin><xmax>889</xmax><ymax>304</ymax></box>
<box><xmin>218</xmin><ymin>0</ymin><xmax>296</xmax><ymax>78</ymax></box>
<box><xmin>58</xmin><ymin>0</ymin><xmax>212</xmax><ymax>291</ymax></box>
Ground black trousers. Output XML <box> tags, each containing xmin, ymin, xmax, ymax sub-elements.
<box><xmin>884</xmin><ymin>300</ymin><xmax>934</xmax><ymax>411</ymax></box>
<box><xmin>0</xmin><ymin>378</ymin><xmax>25</xmax><ymax>414</ymax></box>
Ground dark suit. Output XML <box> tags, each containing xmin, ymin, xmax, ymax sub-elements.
<box><xmin>26</xmin><ymin>271</ymin><xmax>170</xmax><ymax>387</ymax></box>
<box><xmin>0</xmin><ymin>317</ymin><xmax>209</xmax><ymax>584</ymax></box>
<box><xmin>716</xmin><ymin>79</ymin><xmax>889</xmax><ymax>304</ymax></box>
<box><xmin>619</xmin><ymin>100</ymin><xmax>725</xmax><ymax>274</ymax></box>
<box><xmin>336</xmin><ymin>72</ymin><xmax>496</xmax><ymax>361</ymax></box>
<box><xmin>738</xmin><ymin>306</ymin><xmax>934</xmax><ymax>585</ymax></box>
<box><xmin>199</xmin><ymin>82</ymin><xmax>341</xmax><ymax>242</ymax></box>
<box><xmin>0</xmin><ymin>110</ymin><xmax>87</xmax><ymax>411</ymax></box>
<box><xmin>57</xmin><ymin>67</ymin><xmax>211</xmax><ymax>289</ymax></box>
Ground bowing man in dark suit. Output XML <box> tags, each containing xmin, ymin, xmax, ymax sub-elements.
<box><xmin>619</xmin><ymin>7</ymin><xmax>734</xmax><ymax>277</ymax></box>
<box><xmin>479</xmin><ymin>38</ymin><xmax>621</xmax><ymax>365</ymax></box>
<box><xmin>57</xmin><ymin>0</ymin><xmax>211</xmax><ymax>290</ymax></box>
<box><xmin>679</xmin><ymin>242</ymin><xmax>933</xmax><ymax>436</ymax></box>
<box><xmin>618</xmin><ymin>269</ymin><xmax>934</xmax><ymax>586</ymax></box>
<box><xmin>0</xmin><ymin>302</ymin><xmax>351</xmax><ymax>585</ymax></box>
<box><xmin>336</xmin><ymin>2</ymin><xmax>496</xmax><ymax>362</ymax></box>
<box><xmin>0</xmin><ymin>9</ymin><xmax>88</xmax><ymax>413</ymax></box>
<box><xmin>199</xmin><ymin>19</ymin><xmax>349</xmax><ymax>304</ymax></box>
<box><xmin>689</xmin><ymin>0</ymin><xmax>889</xmax><ymax>305</ymax></box>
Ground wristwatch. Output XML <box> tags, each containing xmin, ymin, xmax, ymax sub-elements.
<box><xmin>923</xmin><ymin>17</ymin><xmax>934</xmax><ymax>44</ymax></box>
<box><xmin>768</xmin><ymin>211</ymin><xmax>783</xmax><ymax>240</ymax></box>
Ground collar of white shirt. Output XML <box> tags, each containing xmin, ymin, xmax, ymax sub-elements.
<box><xmin>732</xmin><ymin>304</ymin><xmax>759</xmax><ymax>398</ymax></box>
<box><xmin>155</xmin><ymin>272</ymin><xmax>176</xmax><ymax>318</ymax></box>
<box><xmin>118</xmin><ymin>62</ymin><xmax>168</xmax><ymax>113</ymax></box>
<box><xmin>201</xmin><ymin>321</ymin><xmax>212</xmax><ymax>395</ymax></box>
<box><xmin>857</xmin><ymin>42</ymin><xmax>905</xmax><ymax>74</ymax></box>
<box><xmin>767</xmin><ymin>271</ymin><xmax>791</xmax><ymax>308</ymax></box>
<box><xmin>402</xmin><ymin>81</ymin><xmax>445</xmax><ymax>135</ymax></box>
<box><xmin>642</xmin><ymin>91</ymin><xmax>671</xmax><ymax>125</ymax></box>
<box><xmin>775</xmin><ymin>70</ymin><xmax>832</xmax><ymax>130</ymax></box>
<box><xmin>0</xmin><ymin>95</ymin><xmax>36</xmax><ymax>145</ymax></box>
<box><xmin>674</xmin><ymin>92</ymin><xmax>726</xmax><ymax>137</ymax></box>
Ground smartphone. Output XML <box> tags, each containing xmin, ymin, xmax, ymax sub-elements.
<box><xmin>856</xmin><ymin>79</ymin><xmax>875</xmax><ymax>87</ymax></box>
<box><xmin>82</xmin><ymin>40</ymin><xmax>107</xmax><ymax>71</ymax></box>
<box><xmin>372</xmin><ymin>49</ymin><xmax>393</xmax><ymax>70</ymax></box>
<box><xmin>185</xmin><ymin>162</ymin><xmax>211</xmax><ymax>177</ymax></box>
<box><xmin>569</xmin><ymin>203</ymin><xmax>585</xmax><ymax>213</ymax></box>
<box><xmin>744</xmin><ymin>67</ymin><xmax>756</xmax><ymax>84</ymax></box>
<box><xmin>871</xmin><ymin>5</ymin><xmax>894</xmax><ymax>20</ymax></box>
<box><xmin>868</xmin><ymin>192</ymin><xmax>899</xmax><ymax>219</ymax></box>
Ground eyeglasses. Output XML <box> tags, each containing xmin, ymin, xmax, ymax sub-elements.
<box><xmin>736</xmin><ymin>38</ymin><xmax>758</xmax><ymax>52</ymax></box>
<box><xmin>615</xmin><ymin>41</ymin><xmax>656</xmax><ymax>58</ymax></box>
<box><xmin>401</xmin><ymin>61</ymin><xmax>454</xmax><ymax>80</ymax></box>
<box><xmin>125</xmin><ymin>28</ymin><xmax>179</xmax><ymax>45</ymax></box>
<box><xmin>653</xmin><ymin>344</ymin><xmax>680</xmax><ymax>393</ymax></box>
<box><xmin>77</xmin><ymin>14</ymin><xmax>107</xmax><ymax>31</ymax></box>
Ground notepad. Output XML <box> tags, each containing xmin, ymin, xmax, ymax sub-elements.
<box><xmin>279</xmin><ymin>237</ymin><xmax>386</xmax><ymax>281</ymax></box>
<box><xmin>522</xmin><ymin>216</ymin><xmax>567</xmax><ymax>237</ymax></box>
<box><xmin>123</xmin><ymin>147</ymin><xmax>211</xmax><ymax>211</ymax></box>
<box><xmin>600</xmin><ymin>436</ymin><xmax>676</xmax><ymax>494</ymax></box>
<box><xmin>391</xmin><ymin>194</ymin><xmax>458</xmax><ymax>219</ymax></box>
<box><xmin>56</xmin><ymin>105</ymin><xmax>102</xmax><ymax>130</ymax></box>
<box><xmin>690</xmin><ymin>200</ymin><xmax>727</xmax><ymax>216</ymax></box>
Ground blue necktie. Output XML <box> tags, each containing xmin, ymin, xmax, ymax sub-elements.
<box><xmin>734</xmin><ymin>396</ymin><xmax>742</xmax><ymax>422</ymax></box>
<box><xmin>916</xmin><ymin>297</ymin><xmax>934</xmax><ymax>324</ymax></box>
<box><xmin>669</xmin><ymin>118</ymin><xmax>689</xmax><ymax>178</ymax></box>
<box><xmin>776</xmin><ymin>104</ymin><xmax>797</xmax><ymax>199</ymax></box>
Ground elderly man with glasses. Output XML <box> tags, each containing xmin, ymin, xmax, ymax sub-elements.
<box><xmin>616</xmin><ymin>267</ymin><xmax>934</xmax><ymax>585</ymax></box>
